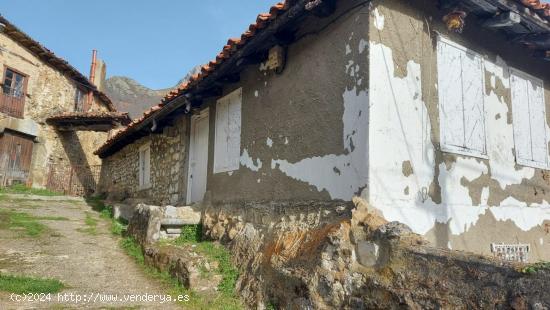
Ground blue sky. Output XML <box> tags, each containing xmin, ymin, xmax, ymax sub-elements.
<box><xmin>0</xmin><ymin>1</ymin><xmax>276</xmax><ymax>89</ymax></box>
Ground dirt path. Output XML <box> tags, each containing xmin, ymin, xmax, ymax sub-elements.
<box><xmin>0</xmin><ymin>195</ymin><xmax>181</xmax><ymax>309</ymax></box>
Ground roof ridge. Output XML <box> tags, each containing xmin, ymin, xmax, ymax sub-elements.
<box><xmin>0</xmin><ymin>14</ymin><xmax>116</xmax><ymax>112</ymax></box>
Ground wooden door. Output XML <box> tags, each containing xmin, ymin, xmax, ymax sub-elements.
<box><xmin>187</xmin><ymin>109</ymin><xmax>209</xmax><ymax>204</ymax></box>
<box><xmin>0</xmin><ymin>130</ymin><xmax>34</xmax><ymax>186</ymax></box>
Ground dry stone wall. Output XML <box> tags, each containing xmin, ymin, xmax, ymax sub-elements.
<box><xmin>202</xmin><ymin>198</ymin><xmax>550</xmax><ymax>309</ymax></box>
<box><xmin>99</xmin><ymin>114</ymin><xmax>189</xmax><ymax>205</ymax></box>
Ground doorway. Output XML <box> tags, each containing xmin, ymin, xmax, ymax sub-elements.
<box><xmin>187</xmin><ymin>109</ymin><xmax>209</xmax><ymax>204</ymax></box>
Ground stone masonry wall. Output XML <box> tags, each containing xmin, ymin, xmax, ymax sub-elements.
<box><xmin>99</xmin><ymin>114</ymin><xmax>189</xmax><ymax>205</ymax></box>
<box><xmin>202</xmin><ymin>198</ymin><xmax>550</xmax><ymax>309</ymax></box>
<box><xmin>0</xmin><ymin>32</ymin><xmax>110</xmax><ymax>189</ymax></box>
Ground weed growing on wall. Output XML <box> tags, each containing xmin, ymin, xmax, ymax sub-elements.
<box><xmin>522</xmin><ymin>261</ymin><xmax>550</xmax><ymax>274</ymax></box>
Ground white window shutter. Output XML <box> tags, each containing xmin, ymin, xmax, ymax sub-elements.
<box><xmin>144</xmin><ymin>147</ymin><xmax>151</xmax><ymax>186</ymax></box>
<box><xmin>438</xmin><ymin>41</ymin><xmax>465</xmax><ymax>149</ymax></box>
<box><xmin>214</xmin><ymin>97</ymin><xmax>229</xmax><ymax>172</ymax></box>
<box><xmin>139</xmin><ymin>149</ymin><xmax>144</xmax><ymax>186</ymax></box>
<box><xmin>214</xmin><ymin>88</ymin><xmax>242</xmax><ymax>173</ymax></box>
<box><xmin>511</xmin><ymin>73</ymin><xmax>533</xmax><ymax>162</ymax></box>
<box><xmin>528</xmin><ymin>79</ymin><xmax>547</xmax><ymax>165</ymax></box>
<box><xmin>227</xmin><ymin>89</ymin><xmax>242</xmax><ymax>171</ymax></box>
<box><xmin>437</xmin><ymin>37</ymin><xmax>486</xmax><ymax>157</ymax></box>
<box><xmin>511</xmin><ymin>69</ymin><xmax>548</xmax><ymax>168</ymax></box>
<box><xmin>461</xmin><ymin>51</ymin><xmax>486</xmax><ymax>154</ymax></box>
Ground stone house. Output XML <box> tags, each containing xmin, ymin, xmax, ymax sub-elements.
<box><xmin>0</xmin><ymin>15</ymin><xmax>129</xmax><ymax>194</ymax></box>
<box><xmin>96</xmin><ymin>0</ymin><xmax>550</xmax><ymax>261</ymax></box>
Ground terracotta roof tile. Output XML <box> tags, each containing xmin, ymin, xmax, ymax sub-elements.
<box><xmin>46</xmin><ymin>111</ymin><xmax>131</xmax><ymax>125</ymax></box>
<box><xmin>95</xmin><ymin>0</ymin><xmax>550</xmax><ymax>157</ymax></box>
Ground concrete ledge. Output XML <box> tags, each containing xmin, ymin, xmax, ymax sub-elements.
<box><xmin>0</xmin><ymin>117</ymin><xmax>39</xmax><ymax>137</ymax></box>
<box><xmin>161</xmin><ymin>218</ymin><xmax>198</xmax><ymax>226</ymax></box>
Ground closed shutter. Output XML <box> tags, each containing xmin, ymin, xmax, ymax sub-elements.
<box><xmin>511</xmin><ymin>69</ymin><xmax>548</xmax><ymax>168</ymax></box>
<box><xmin>139</xmin><ymin>144</ymin><xmax>151</xmax><ymax>188</ymax></box>
<box><xmin>461</xmin><ymin>51</ymin><xmax>486</xmax><ymax>154</ymax></box>
<box><xmin>437</xmin><ymin>37</ymin><xmax>486</xmax><ymax>157</ymax></box>
<box><xmin>214</xmin><ymin>88</ymin><xmax>242</xmax><ymax>173</ymax></box>
<box><xmin>144</xmin><ymin>147</ymin><xmax>151</xmax><ymax>186</ymax></box>
<box><xmin>227</xmin><ymin>88</ymin><xmax>242</xmax><ymax>170</ymax></box>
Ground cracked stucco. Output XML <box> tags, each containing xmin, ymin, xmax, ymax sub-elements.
<box><xmin>367</xmin><ymin>0</ymin><xmax>550</xmax><ymax>261</ymax></box>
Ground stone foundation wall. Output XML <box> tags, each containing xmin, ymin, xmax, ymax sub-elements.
<box><xmin>99</xmin><ymin>114</ymin><xmax>189</xmax><ymax>205</ymax></box>
<box><xmin>202</xmin><ymin>198</ymin><xmax>550</xmax><ymax>309</ymax></box>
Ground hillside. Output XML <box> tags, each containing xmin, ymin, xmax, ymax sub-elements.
<box><xmin>104</xmin><ymin>66</ymin><xmax>200</xmax><ymax>119</ymax></box>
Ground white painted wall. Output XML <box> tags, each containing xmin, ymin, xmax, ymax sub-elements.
<box><xmin>269</xmin><ymin>33</ymin><xmax>369</xmax><ymax>200</ymax></box>
<box><xmin>368</xmin><ymin>32</ymin><xmax>550</xmax><ymax>242</ymax></box>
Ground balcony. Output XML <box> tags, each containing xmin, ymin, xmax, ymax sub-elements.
<box><xmin>0</xmin><ymin>87</ymin><xmax>25</xmax><ymax>119</ymax></box>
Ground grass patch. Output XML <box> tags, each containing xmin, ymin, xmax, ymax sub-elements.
<box><xmin>85</xmin><ymin>197</ymin><xmax>127</xmax><ymax>236</ymax></box>
<box><xmin>0</xmin><ymin>209</ymin><xmax>68</xmax><ymax>237</ymax></box>
<box><xmin>522</xmin><ymin>261</ymin><xmax>550</xmax><ymax>274</ymax></box>
<box><xmin>0</xmin><ymin>184</ymin><xmax>63</xmax><ymax>196</ymax></box>
<box><xmin>169</xmin><ymin>225</ymin><xmax>241</xmax><ymax>308</ymax></box>
<box><xmin>122</xmin><ymin>235</ymin><xmax>242</xmax><ymax>309</ymax></box>
<box><xmin>175</xmin><ymin>224</ymin><xmax>203</xmax><ymax>243</ymax></box>
<box><xmin>0</xmin><ymin>273</ymin><xmax>64</xmax><ymax>294</ymax></box>
<box><xmin>78</xmin><ymin>212</ymin><xmax>98</xmax><ymax>235</ymax></box>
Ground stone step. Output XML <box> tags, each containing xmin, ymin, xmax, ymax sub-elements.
<box><xmin>166</xmin><ymin>228</ymin><xmax>182</xmax><ymax>234</ymax></box>
<box><xmin>161</xmin><ymin>218</ymin><xmax>197</xmax><ymax>226</ymax></box>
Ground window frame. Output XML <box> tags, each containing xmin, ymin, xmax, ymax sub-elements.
<box><xmin>437</xmin><ymin>36</ymin><xmax>489</xmax><ymax>159</ymax></box>
<box><xmin>213</xmin><ymin>88</ymin><xmax>242</xmax><ymax>174</ymax></box>
<box><xmin>2</xmin><ymin>66</ymin><xmax>28</xmax><ymax>99</ymax></box>
<box><xmin>74</xmin><ymin>87</ymin><xmax>86</xmax><ymax>112</ymax></box>
<box><xmin>509</xmin><ymin>67</ymin><xmax>549</xmax><ymax>170</ymax></box>
<box><xmin>138</xmin><ymin>142</ymin><xmax>151</xmax><ymax>190</ymax></box>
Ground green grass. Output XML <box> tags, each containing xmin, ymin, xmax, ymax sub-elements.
<box><xmin>122</xmin><ymin>234</ymin><xmax>242</xmax><ymax>309</ymax></box>
<box><xmin>176</xmin><ymin>224</ymin><xmax>203</xmax><ymax>243</ymax></box>
<box><xmin>89</xmin><ymin>198</ymin><xmax>241</xmax><ymax>309</ymax></box>
<box><xmin>0</xmin><ymin>273</ymin><xmax>64</xmax><ymax>294</ymax></box>
<box><xmin>0</xmin><ymin>209</ymin><xmax>67</xmax><ymax>237</ymax></box>
<box><xmin>169</xmin><ymin>225</ymin><xmax>241</xmax><ymax>308</ymax></box>
<box><xmin>78</xmin><ymin>212</ymin><xmax>98</xmax><ymax>235</ymax></box>
<box><xmin>522</xmin><ymin>261</ymin><xmax>550</xmax><ymax>274</ymax></box>
<box><xmin>85</xmin><ymin>197</ymin><xmax>127</xmax><ymax>236</ymax></box>
<box><xmin>0</xmin><ymin>184</ymin><xmax>63</xmax><ymax>196</ymax></box>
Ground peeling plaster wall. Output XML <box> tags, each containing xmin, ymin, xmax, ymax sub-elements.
<box><xmin>205</xmin><ymin>0</ymin><xmax>370</xmax><ymax>203</ymax></box>
<box><xmin>0</xmin><ymin>32</ymin><xmax>110</xmax><ymax>188</ymax></box>
<box><xmin>367</xmin><ymin>0</ymin><xmax>550</xmax><ymax>261</ymax></box>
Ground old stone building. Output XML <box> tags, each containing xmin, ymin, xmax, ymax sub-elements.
<box><xmin>0</xmin><ymin>15</ymin><xmax>129</xmax><ymax>194</ymax></box>
<box><xmin>97</xmin><ymin>0</ymin><xmax>550</xmax><ymax>265</ymax></box>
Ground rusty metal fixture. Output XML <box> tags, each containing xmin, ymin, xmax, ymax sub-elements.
<box><xmin>443</xmin><ymin>10</ymin><xmax>467</xmax><ymax>33</ymax></box>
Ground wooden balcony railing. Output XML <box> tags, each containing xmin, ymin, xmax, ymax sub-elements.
<box><xmin>0</xmin><ymin>88</ymin><xmax>25</xmax><ymax>119</ymax></box>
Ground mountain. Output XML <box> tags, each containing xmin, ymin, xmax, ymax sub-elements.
<box><xmin>104</xmin><ymin>66</ymin><xmax>201</xmax><ymax>119</ymax></box>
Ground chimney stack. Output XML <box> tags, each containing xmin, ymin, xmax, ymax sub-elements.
<box><xmin>88</xmin><ymin>50</ymin><xmax>107</xmax><ymax>92</ymax></box>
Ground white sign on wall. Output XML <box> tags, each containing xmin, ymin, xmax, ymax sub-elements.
<box><xmin>490</xmin><ymin>243</ymin><xmax>530</xmax><ymax>263</ymax></box>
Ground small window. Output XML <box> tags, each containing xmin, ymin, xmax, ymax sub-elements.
<box><xmin>437</xmin><ymin>37</ymin><xmax>487</xmax><ymax>158</ymax></box>
<box><xmin>74</xmin><ymin>88</ymin><xmax>86</xmax><ymax>112</ymax></box>
<box><xmin>510</xmin><ymin>68</ymin><xmax>548</xmax><ymax>169</ymax></box>
<box><xmin>2</xmin><ymin>68</ymin><xmax>25</xmax><ymax>98</ymax></box>
<box><xmin>138</xmin><ymin>143</ymin><xmax>151</xmax><ymax>189</ymax></box>
<box><xmin>214</xmin><ymin>88</ymin><xmax>242</xmax><ymax>173</ymax></box>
